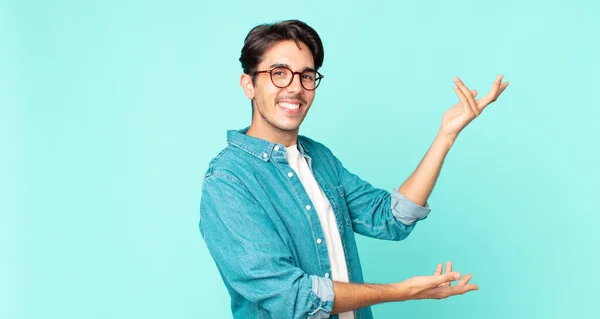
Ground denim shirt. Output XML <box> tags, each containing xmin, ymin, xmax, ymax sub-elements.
<box><xmin>199</xmin><ymin>127</ymin><xmax>431</xmax><ymax>319</ymax></box>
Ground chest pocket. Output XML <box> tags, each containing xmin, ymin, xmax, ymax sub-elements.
<box><xmin>333</xmin><ymin>185</ymin><xmax>353</xmax><ymax>227</ymax></box>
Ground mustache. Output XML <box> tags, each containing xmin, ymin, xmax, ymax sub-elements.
<box><xmin>276</xmin><ymin>95</ymin><xmax>306</xmax><ymax>105</ymax></box>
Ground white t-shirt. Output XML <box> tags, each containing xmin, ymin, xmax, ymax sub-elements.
<box><xmin>286</xmin><ymin>144</ymin><xmax>354</xmax><ymax>319</ymax></box>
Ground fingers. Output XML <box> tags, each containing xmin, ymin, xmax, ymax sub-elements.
<box><xmin>454</xmin><ymin>77</ymin><xmax>480</xmax><ymax>116</ymax></box>
<box><xmin>446</xmin><ymin>283</ymin><xmax>479</xmax><ymax>296</ymax></box>
<box><xmin>434</xmin><ymin>262</ymin><xmax>474</xmax><ymax>288</ymax></box>
<box><xmin>430</xmin><ymin>282</ymin><xmax>479</xmax><ymax>299</ymax></box>
<box><xmin>432</xmin><ymin>271</ymin><xmax>462</xmax><ymax>287</ymax></box>
<box><xmin>440</xmin><ymin>261</ymin><xmax>453</xmax><ymax>286</ymax></box>
<box><xmin>434</xmin><ymin>263</ymin><xmax>443</xmax><ymax>276</ymax></box>
<box><xmin>456</xmin><ymin>273</ymin><xmax>472</xmax><ymax>286</ymax></box>
<box><xmin>411</xmin><ymin>265</ymin><xmax>479</xmax><ymax>300</ymax></box>
<box><xmin>498</xmin><ymin>81</ymin><xmax>509</xmax><ymax>96</ymax></box>
<box><xmin>448</xmin><ymin>89</ymin><xmax>478</xmax><ymax>109</ymax></box>
<box><xmin>414</xmin><ymin>281</ymin><xmax>479</xmax><ymax>300</ymax></box>
<box><xmin>453</xmin><ymin>85</ymin><xmax>472</xmax><ymax>116</ymax></box>
<box><xmin>479</xmin><ymin>74</ymin><xmax>507</xmax><ymax>109</ymax></box>
<box><xmin>454</xmin><ymin>74</ymin><xmax>509</xmax><ymax>114</ymax></box>
<box><xmin>455</xmin><ymin>283</ymin><xmax>479</xmax><ymax>294</ymax></box>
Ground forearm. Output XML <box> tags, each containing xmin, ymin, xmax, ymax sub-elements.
<box><xmin>331</xmin><ymin>281</ymin><xmax>402</xmax><ymax>314</ymax></box>
<box><xmin>398</xmin><ymin>131</ymin><xmax>455</xmax><ymax>206</ymax></box>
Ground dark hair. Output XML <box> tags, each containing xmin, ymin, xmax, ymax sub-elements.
<box><xmin>239</xmin><ymin>20</ymin><xmax>324</xmax><ymax>76</ymax></box>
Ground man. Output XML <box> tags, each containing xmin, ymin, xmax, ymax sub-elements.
<box><xmin>199</xmin><ymin>19</ymin><xmax>508</xmax><ymax>319</ymax></box>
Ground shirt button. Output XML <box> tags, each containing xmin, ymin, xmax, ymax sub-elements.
<box><xmin>316</xmin><ymin>238</ymin><xmax>322</xmax><ymax>244</ymax></box>
<box><xmin>274</xmin><ymin>146</ymin><xmax>280</xmax><ymax>151</ymax></box>
<box><xmin>324</xmin><ymin>273</ymin><xmax>330</xmax><ymax>278</ymax></box>
<box><xmin>287</xmin><ymin>172</ymin><xmax>293</xmax><ymax>178</ymax></box>
<box><xmin>262</xmin><ymin>153</ymin><xmax>268</xmax><ymax>158</ymax></box>
<box><xmin>305</xmin><ymin>205</ymin><xmax>311</xmax><ymax>211</ymax></box>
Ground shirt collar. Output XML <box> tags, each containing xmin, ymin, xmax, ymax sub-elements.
<box><xmin>226</xmin><ymin>127</ymin><xmax>309</xmax><ymax>162</ymax></box>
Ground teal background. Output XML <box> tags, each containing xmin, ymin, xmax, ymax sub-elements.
<box><xmin>1</xmin><ymin>0</ymin><xmax>599</xmax><ymax>318</ymax></box>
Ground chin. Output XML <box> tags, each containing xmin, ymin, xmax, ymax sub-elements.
<box><xmin>270</xmin><ymin>118</ymin><xmax>302</xmax><ymax>131</ymax></box>
<box><xmin>275</xmin><ymin>123</ymin><xmax>301</xmax><ymax>132</ymax></box>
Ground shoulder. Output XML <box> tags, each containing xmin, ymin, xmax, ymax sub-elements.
<box><xmin>199</xmin><ymin>149</ymin><xmax>255</xmax><ymax>221</ymax></box>
<box><xmin>203</xmin><ymin>144</ymin><xmax>254</xmax><ymax>182</ymax></box>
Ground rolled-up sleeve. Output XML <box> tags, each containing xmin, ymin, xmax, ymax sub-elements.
<box><xmin>309</xmin><ymin>275</ymin><xmax>334</xmax><ymax>318</ymax></box>
<box><xmin>390</xmin><ymin>188</ymin><xmax>431</xmax><ymax>225</ymax></box>
<box><xmin>327</xmin><ymin>147</ymin><xmax>431</xmax><ymax>241</ymax></box>
<box><xmin>200</xmin><ymin>173</ymin><xmax>334</xmax><ymax>318</ymax></box>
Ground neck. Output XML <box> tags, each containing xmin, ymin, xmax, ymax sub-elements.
<box><xmin>246</xmin><ymin>123</ymin><xmax>298</xmax><ymax>147</ymax></box>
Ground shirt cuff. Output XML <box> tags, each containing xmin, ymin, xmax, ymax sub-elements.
<box><xmin>308</xmin><ymin>275</ymin><xmax>334</xmax><ymax>318</ymax></box>
<box><xmin>390</xmin><ymin>188</ymin><xmax>431</xmax><ymax>225</ymax></box>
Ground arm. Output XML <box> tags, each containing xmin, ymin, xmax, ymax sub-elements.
<box><xmin>200</xmin><ymin>173</ymin><xmax>334</xmax><ymax>318</ymax></box>
<box><xmin>331</xmin><ymin>152</ymin><xmax>430</xmax><ymax>240</ymax></box>
<box><xmin>201</xmin><ymin>174</ymin><xmax>478</xmax><ymax>316</ymax></box>
<box><xmin>331</xmin><ymin>265</ymin><xmax>478</xmax><ymax>314</ymax></box>
<box><xmin>399</xmin><ymin>75</ymin><xmax>509</xmax><ymax>206</ymax></box>
<box><xmin>398</xmin><ymin>133</ymin><xmax>454</xmax><ymax>206</ymax></box>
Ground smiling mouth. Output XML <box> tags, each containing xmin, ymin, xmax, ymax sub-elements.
<box><xmin>278</xmin><ymin>102</ymin><xmax>301</xmax><ymax>110</ymax></box>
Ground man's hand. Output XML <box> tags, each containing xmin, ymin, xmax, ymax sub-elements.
<box><xmin>394</xmin><ymin>261</ymin><xmax>479</xmax><ymax>301</ymax></box>
<box><xmin>331</xmin><ymin>262</ymin><xmax>478</xmax><ymax>314</ymax></box>
<box><xmin>439</xmin><ymin>75</ymin><xmax>509</xmax><ymax>141</ymax></box>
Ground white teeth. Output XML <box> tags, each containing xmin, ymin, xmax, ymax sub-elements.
<box><xmin>279</xmin><ymin>102</ymin><xmax>300</xmax><ymax>110</ymax></box>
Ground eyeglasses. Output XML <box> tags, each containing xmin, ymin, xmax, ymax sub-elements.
<box><xmin>254</xmin><ymin>66</ymin><xmax>324</xmax><ymax>91</ymax></box>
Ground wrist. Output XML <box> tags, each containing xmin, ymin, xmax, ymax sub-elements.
<box><xmin>435</xmin><ymin>130</ymin><xmax>457</xmax><ymax>148</ymax></box>
<box><xmin>390</xmin><ymin>282</ymin><xmax>412</xmax><ymax>302</ymax></box>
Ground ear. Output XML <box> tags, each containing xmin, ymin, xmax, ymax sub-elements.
<box><xmin>240</xmin><ymin>74</ymin><xmax>255</xmax><ymax>99</ymax></box>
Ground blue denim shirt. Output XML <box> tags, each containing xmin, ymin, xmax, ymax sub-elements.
<box><xmin>199</xmin><ymin>127</ymin><xmax>431</xmax><ymax>319</ymax></box>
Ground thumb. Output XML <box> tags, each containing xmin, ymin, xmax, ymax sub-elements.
<box><xmin>432</xmin><ymin>272</ymin><xmax>462</xmax><ymax>286</ymax></box>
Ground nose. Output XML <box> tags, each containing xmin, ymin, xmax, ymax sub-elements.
<box><xmin>286</xmin><ymin>73</ymin><xmax>304</xmax><ymax>94</ymax></box>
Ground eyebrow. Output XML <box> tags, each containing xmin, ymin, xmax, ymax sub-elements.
<box><xmin>269</xmin><ymin>63</ymin><xmax>316</xmax><ymax>73</ymax></box>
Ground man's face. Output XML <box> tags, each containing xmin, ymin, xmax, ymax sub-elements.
<box><xmin>244</xmin><ymin>40</ymin><xmax>316</xmax><ymax>134</ymax></box>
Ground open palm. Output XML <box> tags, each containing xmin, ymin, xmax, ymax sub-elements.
<box><xmin>398</xmin><ymin>261</ymin><xmax>478</xmax><ymax>300</ymax></box>
<box><xmin>440</xmin><ymin>75</ymin><xmax>509</xmax><ymax>138</ymax></box>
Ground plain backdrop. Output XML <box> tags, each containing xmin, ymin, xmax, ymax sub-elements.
<box><xmin>1</xmin><ymin>0</ymin><xmax>599</xmax><ymax>318</ymax></box>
